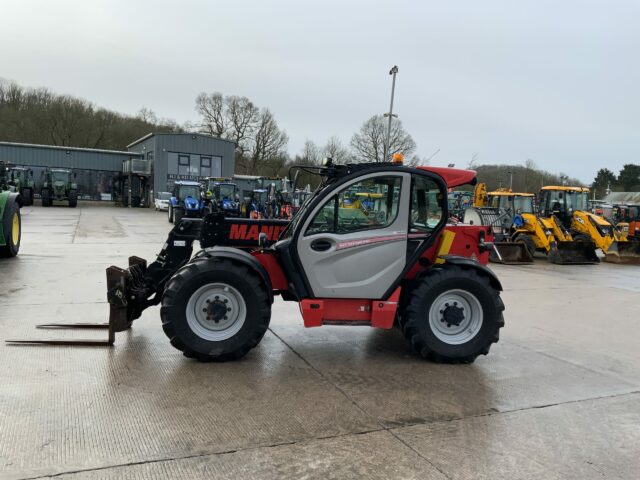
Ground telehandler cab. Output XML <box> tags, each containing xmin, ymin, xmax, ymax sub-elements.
<box><xmin>10</xmin><ymin>161</ymin><xmax>505</xmax><ymax>363</ymax></box>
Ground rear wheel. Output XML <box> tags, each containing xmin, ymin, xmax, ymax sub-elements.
<box><xmin>513</xmin><ymin>233</ymin><xmax>536</xmax><ymax>257</ymax></box>
<box><xmin>68</xmin><ymin>190</ymin><xmax>77</xmax><ymax>208</ymax></box>
<box><xmin>402</xmin><ymin>265</ymin><xmax>504</xmax><ymax>363</ymax></box>
<box><xmin>160</xmin><ymin>257</ymin><xmax>271</xmax><ymax>361</ymax></box>
<box><xmin>41</xmin><ymin>189</ymin><xmax>51</xmax><ymax>207</ymax></box>
<box><xmin>0</xmin><ymin>198</ymin><xmax>21</xmax><ymax>257</ymax></box>
<box><xmin>21</xmin><ymin>188</ymin><xmax>33</xmax><ymax>206</ymax></box>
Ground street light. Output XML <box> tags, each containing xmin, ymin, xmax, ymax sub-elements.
<box><xmin>383</xmin><ymin>65</ymin><xmax>399</xmax><ymax>162</ymax></box>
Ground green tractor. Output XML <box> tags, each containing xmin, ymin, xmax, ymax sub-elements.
<box><xmin>41</xmin><ymin>168</ymin><xmax>78</xmax><ymax>207</ymax></box>
<box><xmin>7</xmin><ymin>166</ymin><xmax>35</xmax><ymax>206</ymax></box>
<box><xmin>0</xmin><ymin>161</ymin><xmax>22</xmax><ymax>257</ymax></box>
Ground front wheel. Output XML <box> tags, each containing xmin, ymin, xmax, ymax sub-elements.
<box><xmin>513</xmin><ymin>233</ymin><xmax>536</xmax><ymax>257</ymax></box>
<box><xmin>160</xmin><ymin>257</ymin><xmax>271</xmax><ymax>361</ymax></box>
<box><xmin>68</xmin><ymin>190</ymin><xmax>77</xmax><ymax>208</ymax></box>
<box><xmin>41</xmin><ymin>189</ymin><xmax>51</xmax><ymax>207</ymax></box>
<box><xmin>402</xmin><ymin>265</ymin><xmax>504</xmax><ymax>363</ymax></box>
<box><xmin>21</xmin><ymin>188</ymin><xmax>33</xmax><ymax>206</ymax></box>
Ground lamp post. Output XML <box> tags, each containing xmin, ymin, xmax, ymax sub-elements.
<box><xmin>383</xmin><ymin>65</ymin><xmax>399</xmax><ymax>162</ymax></box>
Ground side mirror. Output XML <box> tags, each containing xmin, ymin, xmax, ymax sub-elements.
<box><xmin>258</xmin><ymin>232</ymin><xmax>268</xmax><ymax>247</ymax></box>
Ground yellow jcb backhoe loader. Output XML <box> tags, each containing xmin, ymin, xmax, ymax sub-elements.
<box><xmin>538</xmin><ymin>186</ymin><xmax>640</xmax><ymax>264</ymax></box>
<box><xmin>465</xmin><ymin>184</ymin><xmax>598</xmax><ymax>264</ymax></box>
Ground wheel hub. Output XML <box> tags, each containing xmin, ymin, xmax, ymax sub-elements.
<box><xmin>186</xmin><ymin>283</ymin><xmax>246</xmax><ymax>341</ymax></box>
<box><xmin>428</xmin><ymin>289</ymin><xmax>484</xmax><ymax>345</ymax></box>
<box><xmin>204</xmin><ymin>298</ymin><xmax>231</xmax><ymax>323</ymax></box>
<box><xmin>441</xmin><ymin>304</ymin><xmax>464</xmax><ymax>327</ymax></box>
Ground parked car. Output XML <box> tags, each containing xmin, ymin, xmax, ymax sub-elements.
<box><xmin>154</xmin><ymin>192</ymin><xmax>172</xmax><ymax>211</ymax></box>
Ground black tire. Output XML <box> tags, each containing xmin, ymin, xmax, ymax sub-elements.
<box><xmin>68</xmin><ymin>190</ymin><xmax>77</xmax><ymax>208</ymax></box>
<box><xmin>41</xmin><ymin>189</ymin><xmax>51</xmax><ymax>207</ymax></box>
<box><xmin>168</xmin><ymin>206</ymin><xmax>174</xmax><ymax>223</ymax></box>
<box><xmin>402</xmin><ymin>265</ymin><xmax>505</xmax><ymax>363</ymax></box>
<box><xmin>0</xmin><ymin>196</ymin><xmax>21</xmax><ymax>257</ymax></box>
<box><xmin>572</xmin><ymin>233</ymin><xmax>591</xmax><ymax>243</ymax></box>
<box><xmin>21</xmin><ymin>188</ymin><xmax>33</xmax><ymax>206</ymax></box>
<box><xmin>513</xmin><ymin>233</ymin><xmax>536</xmax><ymax>257</ymax></box>
<box><xmin>160</xmin><ymin>257</ymin><xmax>271</xmax><ymax>361</ymax></box>
<box><xmin>173</xmin><ymin>207</ymin><xmax>184</xmax><ymax>224</ymax></box>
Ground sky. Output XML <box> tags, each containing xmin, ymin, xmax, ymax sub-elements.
<box><xmin>1</xmin><ymin>0</ymin><xmax>638</xmax><ymax>182</ymax></box>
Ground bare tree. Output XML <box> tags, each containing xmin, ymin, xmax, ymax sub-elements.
<box><xmin>226</xmin><ymin>95</ymin><xmax>259</xmax><ymax>157</ymax></box>
<box><xmin>350</xmin><ymin>115</ymin><xmax>416</xmax><ymax>162</ymax></box>
<box><xmin>246</xmin><ymin>109</ymin><xmax>288</xmax><ymax>172</ymax></box>
<box><xmin>194</xmin><ymin>92</ymin><xmax>226</xmax><ymax>137</ymax></box>
<box><xmin>300</xmin><ymin>140</ymin><xmax>321</xmax><ymax>165</ymax></box>
<box><xmin>322</xmin><ymin>136</ymin><xmax>350</xmax><ymax>163</ymax></box>
<box><xmin>137</xmin><ymin>107</ymin><xmax>158</xmax><ymax>124</ymax></box>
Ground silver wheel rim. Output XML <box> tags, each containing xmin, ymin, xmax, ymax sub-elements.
<box><xmin>186</xmin><ymin>283</ymin><xmax>246</xmax><ymax>341</ymax></box>
<box><xmin>428</xmin><ymin>289</ymin><xmax>483</xmax><ymax>345</ymax></box>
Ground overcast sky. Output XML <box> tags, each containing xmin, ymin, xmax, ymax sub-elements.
<box><xmin>1</xmin><ymin>0</ymin><xmax>638</xmax><ymax>182</ymax></box>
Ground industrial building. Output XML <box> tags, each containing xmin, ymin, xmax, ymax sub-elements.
<box><xmin>0</xmin><ymin>133</ymin><xmax>235</xmax><ymax>205</ymax></box>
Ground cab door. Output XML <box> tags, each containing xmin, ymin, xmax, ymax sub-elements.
<box><xmin>296</xmin><ymin>172</ymin><xmax>409</xmax><ymax>299</ymax></box>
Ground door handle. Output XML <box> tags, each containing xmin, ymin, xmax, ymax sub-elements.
<box><xmin>310</xmin><ymin>239</ymin><xmax>332</xmax><ymax>252</ymax></box>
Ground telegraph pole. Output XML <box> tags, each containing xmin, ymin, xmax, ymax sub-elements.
<box><xmin>383</xmin><ymin>65</ymin><xmax>399</xmax><ymax>162</ymax></box>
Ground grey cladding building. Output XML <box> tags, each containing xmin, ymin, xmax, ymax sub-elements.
<box><xmin>0</xmin><ymin>133</ymin><xmax>235</xmax><ymax>203</ymax></box>
<box><xmin>127</xmin><ymin>133</ymin><xmax>235</xmax><ymax>195</ymax></box>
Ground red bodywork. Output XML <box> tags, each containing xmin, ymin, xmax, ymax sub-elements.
<box><xmin>250</xmin><ymin>223</ymin><xmax>492</xmax><ymax>329</ymax></box>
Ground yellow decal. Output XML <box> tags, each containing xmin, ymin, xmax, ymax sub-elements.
<box><xmin>435</xmin><ymin>230</ymin><xmax>456</xmax><ymax>264</ymax></box>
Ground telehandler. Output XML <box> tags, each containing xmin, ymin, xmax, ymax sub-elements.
<box><xmin>539</xmin><ymin>186</ymin><xmax>640</xmax><ymax>264</ymax></box>
<box><xmin>10</xmin><ymin>160</ymin><xmax>505</xmax><ymax>364</ymax></box>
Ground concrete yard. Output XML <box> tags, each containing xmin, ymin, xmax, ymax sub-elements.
<box><xmin>1</xmin><ymin>204</ymin><xmax>639</xmax><ymax>480</ymax></box>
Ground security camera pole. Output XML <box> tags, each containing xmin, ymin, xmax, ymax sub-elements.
<box><xmin>383</xmin><ymin>65</ymin><xmax>399</xmax><ymax>162</ymax></box>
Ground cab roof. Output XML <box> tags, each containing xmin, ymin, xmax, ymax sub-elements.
<box><xmin>488</xmin><ymin>191</ymin><xmax>534</xmax><ymax>197</ymax></box>
<box><xmin>174</xmin><ymin>180</ymin><xmax>201</xmax><ymax>186</ymax></box>
<box><xmin>541</xmin><ymin>186</ymin><xmax>589</xmax><ymax>192</ymax></box>
<box><xmin>416</xmin><ymin>166</ymin><xmax>477</xmax><ymax>188</ymax></box>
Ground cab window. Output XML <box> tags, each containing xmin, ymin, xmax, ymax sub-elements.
<box><xmin>306</xmin><ymin>176</ymin><xmax>402</xmax><ymax>236</ymax></box>
<box><xmin>409</xmin><ymin>175</ymin><xmax>444</xmax><ymax>233</ymax></box>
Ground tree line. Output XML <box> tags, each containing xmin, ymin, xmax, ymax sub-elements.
<box><xmin>1</xmin><ymin>80</ymin><xmax>636</xmax><ymax>196</ymax></box>
<box><xmin>0</xmin><ymin>81</ymin><xmax>182</xmax><ymax>150</ymax></box>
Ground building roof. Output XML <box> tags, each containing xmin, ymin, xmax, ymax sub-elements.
<box><xmin>0</xmin><ymin>141</ymin><xmax>141</xmax><ymax>156</ymax></box>
<box><xmin>604</xmin><ymin>192</ymin><xmax>640</xmax><ymax>204</ymax></box>
<box><xmin>126</xmin><ymin>132</ymin><xmax>236</xmax><ymax>149</ymax></box>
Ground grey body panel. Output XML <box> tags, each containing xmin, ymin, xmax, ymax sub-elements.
<box><xmin>297</xmin><ymin>172</ymin><xmax>410</xmax><ymax>299</ymax></box>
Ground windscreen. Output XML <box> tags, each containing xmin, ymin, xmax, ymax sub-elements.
<box><xmin>513</xmin><ymin>196</ymin><xmax>534</xmax><ymax>213</ymax></box>
<box><xmin>178</xmin><ymin>185</ymin><xmax>200</xmax><ymax>200</ymax></box>
<box><xmin>51</xmin><ymin>171</ymin><xmax>70</xmax><ymax>183</ymax></box>
<box><xmin>219</xmin><ymin>184</ymin><xmax>236</xmax><ymax>199</ymax></box>
<box><xmin>566</xmin><ymin>191</ymin><xmax>589</xmax><ymax>211</ymax></box>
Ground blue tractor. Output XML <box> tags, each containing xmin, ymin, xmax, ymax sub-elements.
<box><xmin>203</xmin><ymin>177</ymin><xmax>240</xmax><ymax>217</ymax></box>
<box><xmin>168</xmin><ymin>180</ymin><xmax>204</xmax><ymax>224</ymax></box>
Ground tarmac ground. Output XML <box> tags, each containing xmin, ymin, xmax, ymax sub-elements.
<box><xmin>1</xmin><ymin>204</ymin><xmax>639</xmax><ymax>479</ymax></box>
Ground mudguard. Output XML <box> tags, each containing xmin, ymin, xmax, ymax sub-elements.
<box><xmin>437</xmin><ymin>255</ymin><xmax>503</xmax><ymax>291</ymax></box>
<box><xmin>198</xmin><ymin>246</ymin><xmax>275</xmax><ymax>303</ymax></box>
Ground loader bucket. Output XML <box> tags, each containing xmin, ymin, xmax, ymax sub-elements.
<box><xmin>603</xmin><ymin>241</ymin><xmax>640</xmax><ymax>264</ymax></box>
<box><xmin>548</xmin><ymin>241</ymin><xmax>599</xmax><ymax>265</ymax></box>
<box><xmin>489</xmin><ymin>242</ymin><xmax>534</xmax><ymax>264</ymax></box>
